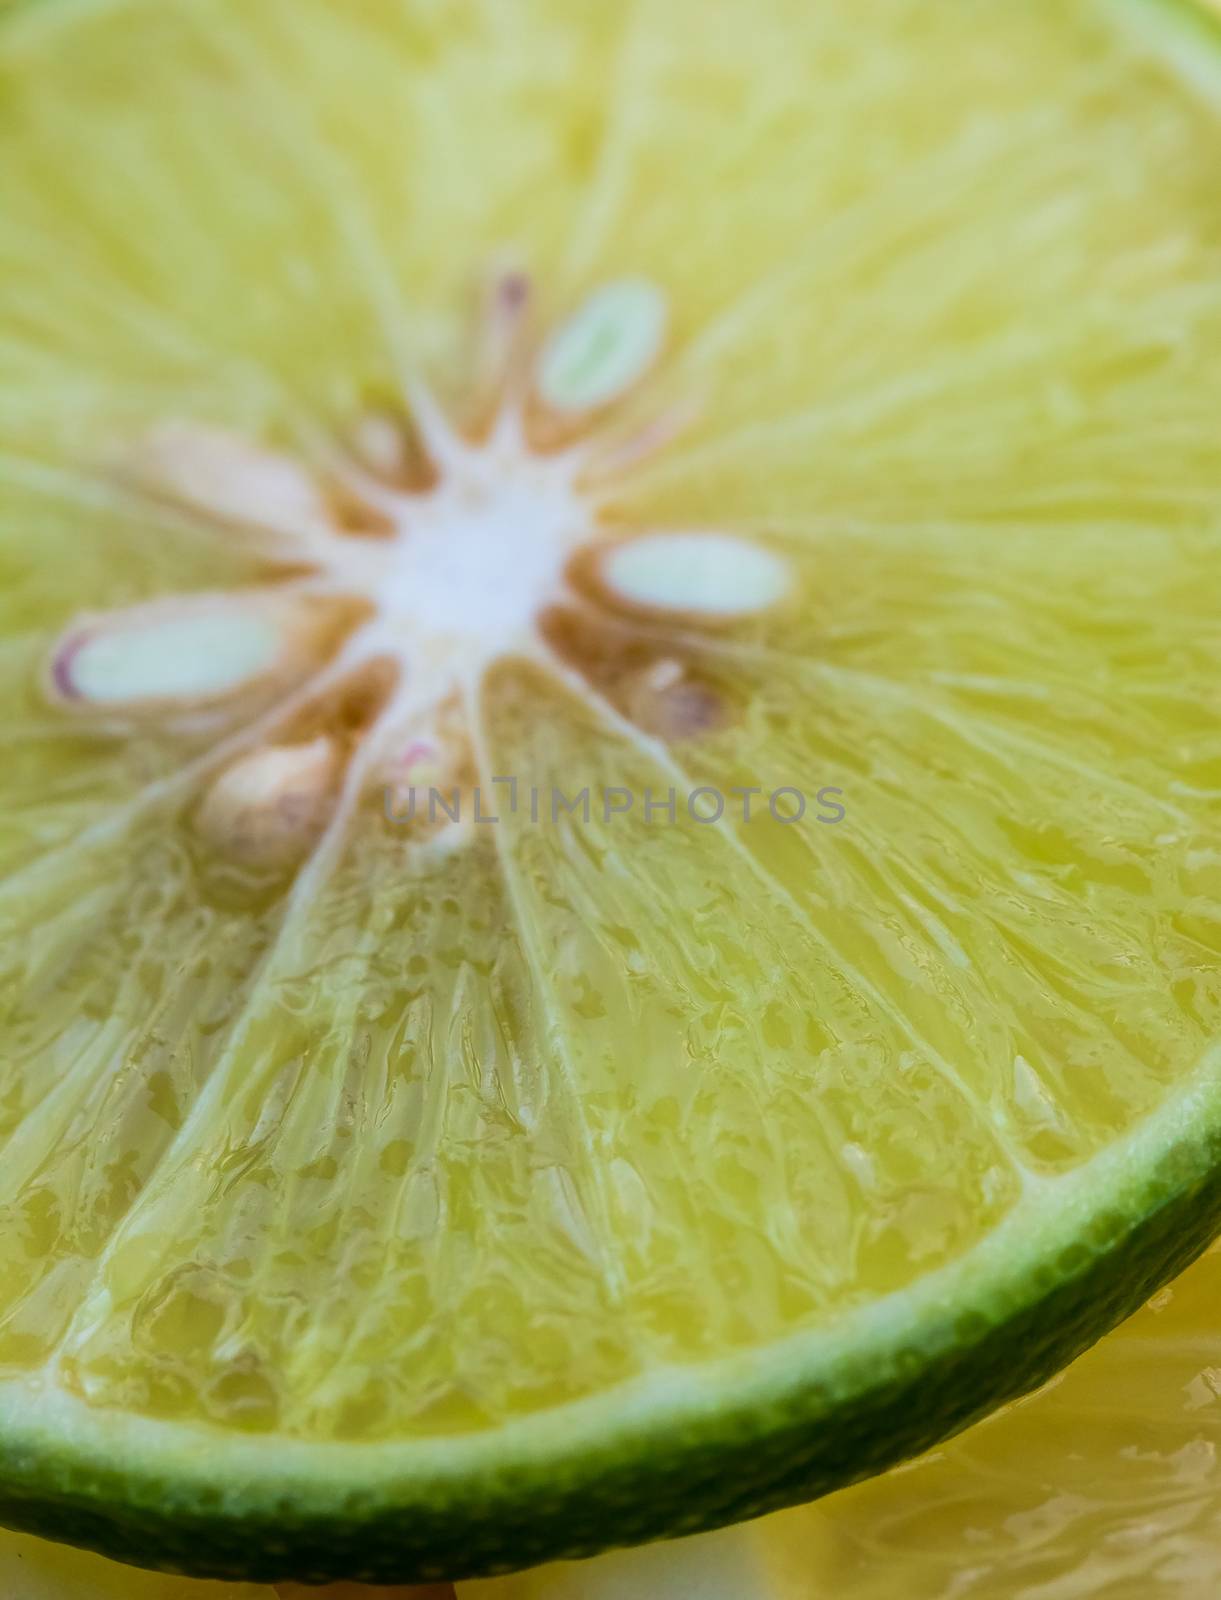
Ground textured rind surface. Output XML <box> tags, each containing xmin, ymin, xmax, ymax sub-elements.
<box><xmin>2</xmin><ymin>0</ymin><xmax>1221</xmax><ymax>1583</ymax></box>
<box><xmin>0</xmin><ymin>1121</ymin><xmax>1216</xmax><ymax>1585</ymax></box>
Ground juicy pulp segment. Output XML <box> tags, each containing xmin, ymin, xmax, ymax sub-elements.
<box><xmin>463</xmin><ymin>1253</ymin><xmax>1221</xmax><ymax>1600</ymax></box>
<box><xmin>779</xmin><ymin>1240</ymin><xmax>1221</xmax><ymax>1600</ymax></box>
<box><xmin>0</xmin><ymin>0</ymin><xmax>1219</xmax><ymax>1517</ymax></box>
<box><xmin>0</xmin><ymin>1244</ymin><xmax>1218</xmax><ymax>1597</ymax></box>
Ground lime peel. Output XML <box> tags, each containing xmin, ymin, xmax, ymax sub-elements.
<box><xmin>1</xmin><ymin>0</ymin><xmax>1220</xmax><ymax>1585</ymax></box>
<box><xmin>0</xmin><ymin>1059</ymin><xmax>1216</xmax><ymax>1581</ymax></box>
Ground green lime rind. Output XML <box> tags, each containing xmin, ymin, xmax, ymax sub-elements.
<box><xmin>1</xmin><ymin>0</ymin><xmax>1219</xmax><ymax>1583</ymax></box>
<box><xmin>0</xmin><ymin>1069</ymin><xmax>1217</xmax><ymax>1585</ymax></box>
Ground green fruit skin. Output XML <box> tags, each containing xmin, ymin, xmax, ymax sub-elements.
<box><xmin>0</xmin><ymin>1124</ymin><xmax>1216</xmax><ymax>1586</ymax></box>
<box><xmin>0</xmin><ymin>0</ymin><xmax>1218</xmax><ymax>1585</ymax></box>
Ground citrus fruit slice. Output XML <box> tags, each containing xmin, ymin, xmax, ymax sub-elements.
<box><xmin>778</xmin><ymin>1239</ymin><xmax>1221</xmax><ymax>1600</ymax></box>
<box><xmin>4</xmin><ymin>1247</ymin><xmax>1217</xmax><ymax>1598</ymax></box>
<box><xmin>464</xmin><ymin>1242</ymin><xmax>1221</xmax><ymax>1600</ymax></box>
<box><xmin>1</xmin><ymin>0</ymin><xmax>1219</xmax><ymax>1586</ymax></box>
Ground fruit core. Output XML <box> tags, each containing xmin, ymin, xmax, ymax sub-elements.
<box><xmin>43</xmin><ymin>272</ymin><xmax>795</xmax><ymax>869</ymax></box>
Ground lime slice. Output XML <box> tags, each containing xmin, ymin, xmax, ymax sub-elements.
<box><xmin>1</xmin><ymin>0</ymin><xmax>1219</xmax><ymax>1586</ymax></box>
<box><xmin>4</xmin><ymin>1247</ymin><xmax>1217</xmax><ymax>1598</ymax></box>
<box><xmin>781</xmin><ymin>1239</ymin><xmax>1221</xmax><ymax>1600</ymax></box>
<box><xmin>463</xmin><ymin>1242</ymin><xmax>1221</xmax><ymax>1599</ymax></box>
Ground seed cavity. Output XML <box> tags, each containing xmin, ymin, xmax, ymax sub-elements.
<box><xmin>47</xmin><ymin>264</ymin><xmax>789</xmax><ymax>876</ymax></box>
<box><xmin>350</xmin><ymin>412</ymin><xmax>412</xmax><ymax>481</ymax></box>
<box><xmin>127</xmin><ymin>422</ymin><xmax>336</xmax><ymax>543</ymax></box>
<box><xmin>381</xmin><ymin>717</ymin><xmax>477</xmax><ymax>854</ymax></box>
<box><xmin>475</xmin><ymin>267</ymin><xmax>534</xmax><ymax>406</ymax></box>
<box><xmin>624</xmin><ymin>658</ymin><xmax>727</xmax><ymax>741</ymax></box>
<box><xmin>596</xmin><ymin>532</ymin><xmax>793</xmax><ymax>619</ymax></box>
<box><xmin>387</xmin><ymin>737</ymin><xmax>449</xmax><ymax>791</ymax></box>
<box><xmin>537</xmin><ymin>278</ymin><xmax>667</xmax><ymax>414</ymax></box>
<box><xmin>195</xmin><ymin>736</ymin><xmax>339</xmax><ymax>867</ymax></box>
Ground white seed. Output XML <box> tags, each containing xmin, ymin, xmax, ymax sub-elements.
<box><xmin>127</xmin><ymin>422</ymin><xmax>335</xmax><ymax>541</ymax></box>
<box><xmin>596</xmin><ymin>532</ymin><xmax>793</xmax><ymax>619</ymax></box>
<box><xmin>48</xmin><ymin>594</ymin><xmax>308</xmax><ymax>712</ymax></box>
<box><xmin>537</xmin><ymin>279</ymin><xmax>667</xmax><ymax>414</ymax></box>
<box><xmin>195</xmin><ymin>736</ymin><xmax>339</xmax><ymax>867</ymax></box>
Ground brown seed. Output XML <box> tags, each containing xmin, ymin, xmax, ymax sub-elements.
<box><xmin>625</xmin><ymin>659</ymin><xmax>726</xmax><ymax>741</ymax></box>
<box><xmin>195</xmin><ymin>736</ymin><xmax>340</xmax><ymax>868</ymax></box>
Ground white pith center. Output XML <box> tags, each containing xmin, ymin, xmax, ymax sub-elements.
<box><xmin>335</xmin><ymin>430</ymin><xmax>593</xmax><ymax>676</ymax></box>
<box><xmin>47</xmin><ymin>274</ymin><xmax>798</xmax><ymax>861</ymax></box>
